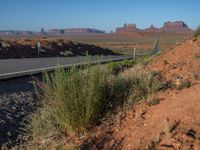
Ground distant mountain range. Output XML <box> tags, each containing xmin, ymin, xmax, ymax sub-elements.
<box><xmin>0</xmin><ymin>28</ymin><xmax>106</xmax><ymax>37</ymax></box>
<box><xmin>0</xmin><ymin>21</ymin><xmax>193</xmax><ymax>37</ymax></box>
<box><xmin>116</xmin><ymin>21</ymin><xmax>193</xmax><ymax>34</ymax></box>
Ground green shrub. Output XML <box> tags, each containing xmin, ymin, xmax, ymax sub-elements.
<box><xmin>193</xmin><ymin>26</ymin><xmax>200</xmax><ymax>38</ymax></box>
<box><xmin>107</xmin><ymin>59</ymin><xmax>134</xmax><ymax>74</ymax></box>
<box><xmin>136</xmin><ymin>56</ymin><xmax>151</xmax><ymax>65</ymax></box>
<box><xmin>1</xmin><ymin>41</ymin><xmax>11</xmax><ymax>48</ymax></box>
<box><xmin>30</xmin><ymin>64</ymin><xmax>110</xmax><ymax>135</ymax></box>
<box><xmin>149</xmin><ymin>98</ymin><xmax>161</xmax><ymax>106</ymax></box>
<box><xmin>29</xmin><ymin>63</ymin><xmax>161</xmax><ymax>141</ymax></box>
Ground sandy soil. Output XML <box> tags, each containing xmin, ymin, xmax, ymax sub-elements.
<box><xmin>1</xmin><ymin>36</ymin><xmax>200</xmax><ymax>149</ymax></box>
<box><xmin>89</xmin><ymin>36</ymin><xmax>200</xmax><ymax>149</ymax></box>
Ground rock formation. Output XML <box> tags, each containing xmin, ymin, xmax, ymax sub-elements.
<box><xmin>0</xmin><ymin>28</ymin><xmax>105</xmax><ymax>37</ymax></box>
<box><xmin>115</xmin><ymin>21</ymin><xmax>192</xmax><ymax>34</ymax></box>
<box><xmin>40</xmin><ymin>28</ymin><xmax>46</xmax><ymax>35</ymax></box>
<box><xmin>160</xmin><ymin>21</ymin><xmax>191</xmax><ymax>33</ymax></box>
<box><xmin>143</xmin><ymin>25</ymin><xmax>159</xmax><ymax>33</ymax></box>
<box><xmin>0</xmin><ymin>30</ymin><xmax>35</xmax><ymax>37</ymax></box>
<box><xmin>0</xmin><ymin>21</ymin><xmax>192</xmax><ymax>37</ymax></box>
<box><xmin>116</xmin><ymin>23</ymin><xmax>140</xmax><ymax>33</ymax></box>
<box><xmin>47</xmin><ymin>28</ymin><xmax>105</xmax><ymax>36</ymax></box>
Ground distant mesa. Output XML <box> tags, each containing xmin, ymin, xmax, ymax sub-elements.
<box><xmin>0</xmin><ymin>28</ymin><xmax>106</xmax><ymax>37</ymax></box>
<box><xmin>116</xmin><ymin>23</ymin><xmax>140</xmax><ymax>33</ymax></box>
<box><xmin>47</xmin><ymin>28</ymin><xmax>105</xmax><ymax>35</ymax></box>
<box><xmin>160</xmin><ymin>21</ymin><xmax>192</xmax><ymax>33</ymax></box>
<box><xmin>0</xmin><ymin>21</ymin><xmax>193</xmax><ymax>37</ymax></box>
<box><xmin>115</xmin><ymin>21</ymin><xmax>192</xmax><ymax>34</ymax></box>
<box><xmin>0</xmin><ymin>30</ymin><xmax>36</xmax><ymax>36</ymax></box>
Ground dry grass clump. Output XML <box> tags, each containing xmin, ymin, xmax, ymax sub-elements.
<box><xmin>118</xmin><ymin>65</ymin><xmax>161</xmax><ymax>105</ymax></box>
<box><xmin>193</xmin><ymin>26</ymin><xmax>200</xmax><ymax>38</ymax></box>
<box><xmin>28</xmin><ymin>62</ymin><xmax>161</xmax><ymax>146</ymax></box>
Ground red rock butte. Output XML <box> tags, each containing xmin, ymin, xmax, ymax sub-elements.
<box><xmin>115</xmin><ymin>21</ymin><xmax>193</xmax><ymax>34</ymax></box>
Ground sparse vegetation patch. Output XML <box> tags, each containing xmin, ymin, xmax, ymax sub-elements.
<box><xmin>28</xmin><ymin>61</ymin><xmax>161</xmax><ymax>146</ymax></box>
<box><xmin>193</xmin><ymin>26</ymin><xmax>200</xmax><ymax>38</ymax></box>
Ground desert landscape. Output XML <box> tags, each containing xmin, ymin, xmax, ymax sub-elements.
<box><xmin>0</xmin><ymin>0</ymin><xmax>200</xmax><ymax>150</ymax></box>
<box><xmin>0</xmin><ymin>21</ymin><xmax>192</xmax><ymax>56</ymax></box>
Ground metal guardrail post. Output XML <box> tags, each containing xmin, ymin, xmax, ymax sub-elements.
<box><xmin>133</xmin><ymin>48</ymin><xmax>136</xmax><ymax>60</ymax></box>
<box><xmin>37</xmin><ymin>42</ymin><xmax>41</xmax><ymax>55</ymax></box>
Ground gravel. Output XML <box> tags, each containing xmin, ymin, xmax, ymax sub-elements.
<box><xmin>0</xmin><ymin>77</ymin><xmax>37</xmax><ymax>148</ymax></box>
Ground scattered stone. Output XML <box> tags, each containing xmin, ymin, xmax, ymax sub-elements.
<box><xmin>186</xmin><ymin>129</ymin><xmax>196</xmax><ymax>139</ymax></box>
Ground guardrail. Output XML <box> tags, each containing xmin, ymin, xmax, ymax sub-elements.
<box><xmin>0</xmin><ymin>36</ymin><xmax>161</xmax><ymax>80</ymax></box>
<box><xmin>0</xmin><ymin>56</ymin><xmax>133</xmax><ymax>80</ymax></box>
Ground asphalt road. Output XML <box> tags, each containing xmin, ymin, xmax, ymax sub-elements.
<box><xmin>0</xmin><ymin>55</ymin><xmax>132</xmax><ymax>79</ymax></box>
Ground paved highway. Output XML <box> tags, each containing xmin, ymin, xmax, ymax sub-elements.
<box><xmin>0</xmin><ymin>55</ymin><xmax>132</xmax><ymax>79</ymax></box>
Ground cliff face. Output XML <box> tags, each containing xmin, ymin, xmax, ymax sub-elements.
<box><xmin>47</xmin><ymin>28</ymin><xmax>105</xmax><ymax>35</ymax></box>
<box><xmin>116</xmin><ymin>23</ymin><xmax>140</xmax><ymax>33</ymax></box>
<box><xmin>116</xmin><ymin>21</ymin><xmax>192</xmax><ymax>34</ymax></box>
<box><xmin>0</xmin><ymin>21</ymin><xmax>192</xmax><ymax>37</ymax></box>
<box><xmin>160</xmin><ymin>21</ymin><xmax>191</xmax><ymax>33</ymax></box>
<box><xmin>64</xmin><ymin>28</ymin><xmax>105</xmax><ymax>34</ymax></box>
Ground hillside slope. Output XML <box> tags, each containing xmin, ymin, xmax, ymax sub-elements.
<box><xmin>90</xmin><ymin>36</ymin><xmax>200</xmax><ymax>149</ymax></box>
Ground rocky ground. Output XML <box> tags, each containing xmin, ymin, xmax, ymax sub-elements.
<box><xmin>0</xmin><ymin>38</ymin><xmax>116</xmax><ymax>59</ymax></box>
<box><xmin>73</xmin><ymin>36</ymin><xmax>200</xmax><ymax>150</ymax></box>
<box><xmin>1</xmin><ymin>36</ymin><xmax>200</xmax><ymax>149</ymax></box>
<box><xmin>0</xmin><ymin>77</ymin><xmax>36</xmax><ymax>148</ymax></box>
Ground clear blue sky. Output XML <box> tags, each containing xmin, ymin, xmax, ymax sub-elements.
<box><xmin>0</xmin><ymin>0</ymin><xmax>199</xmax><ymax>32</ymax></box>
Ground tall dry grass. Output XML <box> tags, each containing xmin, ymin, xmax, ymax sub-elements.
<box><xmin>28</xmin><ymin>62</ymin><xmax>161</xmax><ymax>141</ymax></box>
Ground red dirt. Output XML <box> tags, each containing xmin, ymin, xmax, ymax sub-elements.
<box><xmin>147</xmin><ymin>37</ymin><xmax>200</xmax><ymax>83</ymax></box>
<box><xmin>86</xmin><ymin>36</ymin><xmax>200</xmax><ymax>149</ymax></box>
<box><xmin>15</xmin><ymin>35</ymin><xmax>200</xmax><ymax>149</ymax></box>
<box><xmin>0</xmin><ymin>38</ymin><xmax>116</xmax><ymax>59</ymax></box>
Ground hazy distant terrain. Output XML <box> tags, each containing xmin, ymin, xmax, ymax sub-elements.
<box><xmin>0</xmin><ymin>21</ymin><xmax>192</xmax><ymax>56</ymax></box>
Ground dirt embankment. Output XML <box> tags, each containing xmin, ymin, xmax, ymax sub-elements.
<box><xmin>87</xmin><ymin>36</ymin><xmax>200</xmax><ymax>149</ymax></box>
<box><xmin>0</xmin><ymin>38</ymin><xmax>116</xmax><ymax>59</ymax></box>
<box><xmin>1</xmin><ymin>36</ymin><xmax>200</xmax><ymax>149</ymax></box>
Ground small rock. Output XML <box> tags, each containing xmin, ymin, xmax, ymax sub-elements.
<box><xmin>186</xmin><ymin>129</ymin><xmax>196</xmax><ymax>139</ymax></box>
<box><xmin>182</xmin><ymin>133</ymin><xmax>194</xmax><ymax>143</ymax></box>
<box><xmin>159</xmin><ymin>138</ymin><xmax>181</xmax><ymax>149</ymax></box>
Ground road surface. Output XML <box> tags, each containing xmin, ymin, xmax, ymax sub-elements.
<box><xmin>0</xmin><ymin>55</ymin><xmax>132</xmax><ymax>80</ymax></box>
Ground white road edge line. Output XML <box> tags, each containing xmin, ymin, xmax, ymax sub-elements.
<box><xmin>0</xmin><ymin>56</ymin><xmax>132</xmax><ymax>80</ymax></box>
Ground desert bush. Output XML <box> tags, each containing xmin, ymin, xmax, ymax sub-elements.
<box><xmin>176</xmin><ymin>79</ymin><xmax>191</xmax><ymax>90</ymax></box>
<box><xmin>118</xmin><ymin>65</ymin><xmax>161</xmax><ymax>106</ymax></box>
<box><xmin>193</xmin><ymin>26</ymin><xmax>200</xmax><ymax>38</ymax></box>
<box><xmin>136</xmin><ymin>56</ymin><xmax>151</xmax><ymax>65</ymax></box>
<box><xmin>30</xmin><ymin>64</ymin><xmax>110</xmax><ymax>136</ymax></box>
<box><xmin>107</xmin><ymin>59</ymin><xmax>134</xmax><ymax>74</ymax></box>
<box><xmin>29</xmin><ymin>63</ymin><xmax>161</xmax><ymax>141</ymax></box>
<box><xmin>149</xmin><ymin>98</ymin><xmax>161</xmax><ymax>106</ymax></box>
<box><xmin>1</xmin><ymin>40</ymin><xmax>11</xmax><ymax>48</ymax></box>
